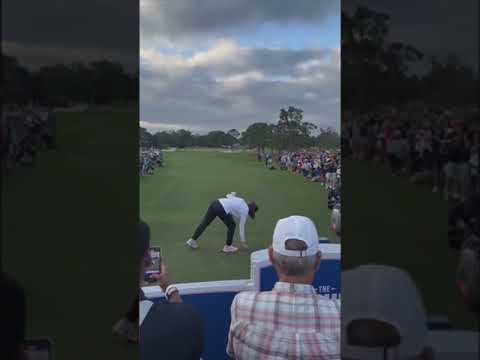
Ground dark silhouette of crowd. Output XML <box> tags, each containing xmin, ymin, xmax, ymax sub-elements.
<box><xmin>1</xmin><ymin>105</ymin><xmax>56</xmax><ymax>174</ymax></box>
<box><xmin>343</xmin><ymin>105</ymin><xmax>480</xmax><ymax>251</ymax></box>
<box><xmin>140</xmin><ymin>148</ymin><xmax>163</xmax><ymax>176</ymax></box>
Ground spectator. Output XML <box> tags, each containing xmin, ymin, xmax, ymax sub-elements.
<box><xmin>140</xmin><ymin>148</ymin><xmax>163</xmax><ymax>176</ymax></box>
<box><xmin>457</xmin><ymin>242</ymin><xmax>480</xmax><ymax>315</ymax></box>
<box><xmin>342</xmin><ymin>265</ymin><xmax>433</xmax><ymax>360</ymax></box>
<box><xmin>140</xmin><ymin>233</ymin><xmax>203</xmax><ymax>360</ymax></box>
<box><xmin>468</xmin><ymin>131</ymin><xmax>479</xmax><ymax>194</ymax></box>
<box><xmin>141</xmin><ymin>309</ymin><xmax>202</xmax><ymax>360</ymax></box>
<box><xmin>113</xmin><ymin>220</ymin><xmax>152</xmax><ymax>342</ymax></box>
<box><xmin>276</xmin><ymin>149</ymin><xmax>341</xmax><ymax>189</ymax></box>
<box><xmin>1</xmin><ymin>105</ymin><xmax>56</xmax><ymax>173</ymax></box>
<box><xmin>227</xmin><ymin>215</ymin><xmax>341</xmax><ymax>359</ymax></box>
<box><xmin>0</xmin><ymin>272</ymin><xmax>27</xmax><ymax>360</ymax></box>
<box><xmin>343</xmin><ymin>105</ymin><xmax>479</xmax><ymax>248</ymax></box>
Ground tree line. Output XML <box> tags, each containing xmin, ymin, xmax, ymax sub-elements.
<box><xmin>342</xmin><ymin>6</ymin><xmax>478</xmax><ymax>111</ymax></box>
<box><xmin>3</xmin><ymin>54</ymin><xmax>138</xmax><ymax>106</ymax></box>
<box><xmin>141</xmin><ymin>106</ymin><xmax>340</xmax><ymax>152</ymax></box>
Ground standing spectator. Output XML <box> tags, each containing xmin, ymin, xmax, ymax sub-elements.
<box><xmin>140</xmin><ymin>231</ymin><xmax>204</xmax><ymax>360</ymax></box>
<box><xmin>113</xmin><ymin>220</ymin><xmax>152</xmax><ymax>342</ymax></box>
<box><xmin>227</xmin><ymin>216</ymin><xmax>341</xmax><ymax>359</ymax></box>
<box><xmin>140</xmin><ymin>262</ymin><xmax>204</xmax><ymax>360</ymax></box>
<box><xmin>457</xmin><ymin>242</ymin><xmax>480</xmax><ymax>315</ymax></box>
<box><xmin>469</xmin><ymin>131</ymin><xmax>479</xmax><ymax>194</ymax></box>
<box><xmin>342</xmin><ymin>265</ymin><xmax>433</xmax><ymax>360</ymax></box>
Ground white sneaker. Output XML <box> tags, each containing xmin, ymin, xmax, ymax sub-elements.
<box><xmin>240</xmin><ymin>242</ymin><xmax>249</xmax><ymax>250</ymax></box>
<box><xmin>222</xmin><ymin>245</ymin><xmax>238</xmax><ymax>253</ymax></box>
<box><xmin>186</xmin><ymin>238</ymin><xmax>199</xmax><ymax>249</ymax></box>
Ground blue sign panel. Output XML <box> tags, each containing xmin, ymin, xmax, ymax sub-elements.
<box><xmin>259</xmin><ymin>259</ymin><xmax>341</xmax><ymax>299</ymax></box>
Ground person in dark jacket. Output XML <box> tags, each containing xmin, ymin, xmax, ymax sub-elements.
<box><xmin>113</xmin><ymin>220</ymin><xmax>152</xmax><ymax>342</ymax></box>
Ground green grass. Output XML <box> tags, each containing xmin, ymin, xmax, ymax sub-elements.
<box><xmin>140</xmin><ymin>150</ymin><xmax>338</xmax><ymax>283</ymax></box>
<box><xmin>4</xmin><ymin>112</ymin><xmax>473</xmax><ymax>360</ymax></box>
<box><xmin>343</xmin><ymin>159</ymin><xmax>476</xmax><ymax>330</ymax></box>
<box><xmin>2</xmin><ymin>110</ymin><xmax>138</xmax><ymax>359</ymax></box>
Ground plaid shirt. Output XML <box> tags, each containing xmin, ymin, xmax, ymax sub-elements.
<box><xmin>227</xmin><ymin>282</ymin><xmax>341</xmax><ymax>360</ymax></box>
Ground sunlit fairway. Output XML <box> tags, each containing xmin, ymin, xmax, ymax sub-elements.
<box><xmin>140</xmin><ymin>150</ymin><xmax>338</xmax><ymax>283</ymax></box>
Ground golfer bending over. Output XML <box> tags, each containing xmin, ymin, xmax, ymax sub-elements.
<box><xmin>186</xmin><ymin>192</ymin><xmax>258</xmax><ymax>253</ymax></box>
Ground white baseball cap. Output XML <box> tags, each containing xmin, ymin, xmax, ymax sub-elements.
<box><xmin>341</xmin><ymin>265</ymin><xmax>427</xmax><ymax>359</ymax></box>
<box><xmin>272</xmin><ymin>216</ymin><xmax>320</xmax><ymax>257</ymax></box>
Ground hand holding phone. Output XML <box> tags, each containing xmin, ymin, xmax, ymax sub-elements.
<box><xmin>144</xmin><ymin>247</ymin><xmax>161</xmax><ymax>282</ymax></box>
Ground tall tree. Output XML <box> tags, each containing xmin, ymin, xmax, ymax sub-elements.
<box><xmin>241</xmin><ymin>122</ymin><xmax>273</xmax><ymax>156</ymax></box>
<box><xmin>316</xmin><ymin>127</ymin><xmax>340</xmax><ymax>149</ymax></box>
<box><xmin>272</xmin><ymin>106</ymin><xmax>317</xmax><ymax>151</ymax></box>
<box><xmin>227</xmin><ymin>129</ymin><xmax>241</xmax><ymax>140</ymax></box>
<box><xmin>342</xmin><ymin>7</ymin><xmax>422</xmax><ymax>109</ymax></box>
<box><xmin>140</xmin><ymin>127</ymin><xmax>154</xmax><ymax>148</ymax></box>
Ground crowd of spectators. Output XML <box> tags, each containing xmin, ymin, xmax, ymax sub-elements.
<box><xmin>1</xmin><ymin>105</ymin><xmax>56</xmax><ymax>174</ymax></box>
<box><xmin>343</xmin><ymin>105</ymin><xmax>480</xmax><ymax>250</ymax></box>
<box><xmin>261</xmin><ymin>149</ymin><xmax>342</xmax><ymax>237</ymax></box>
<box><xmin>140</xmin><ymin>148</ymin><xmax>163</xmax><ymax>176</ymax></box>
<box><xmin>262</xmin><ymin>149</ymin><xmax>341</xmax><ymax>190</ymax></box>
<box><xmin>343</xmin><ymin>106</ymin><xmax>478</xmax><ymax>199</ymax></box>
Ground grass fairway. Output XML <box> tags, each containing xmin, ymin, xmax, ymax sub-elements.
<box><xmin>343</xmin><ymin>159</ymin><xmax>476</xmax><ymax>330</ymax></box>
<box><xmin>140</xmin><ymin>150</ymin><xmax>338</xmax><ymax>283</ymax></box>
<box><xmin>2</xmin><ymin>110</ymin><xmax>138</xmax><ymax>360</ymax></box>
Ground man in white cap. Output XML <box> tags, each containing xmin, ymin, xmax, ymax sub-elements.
<box><xmin>186</xmin><ymin>192</ymin><xmax>258</xmax><ymax>253</ymax></box>
<box><xmin>226</xmin><ymin>215</ymin><xmax>340</xmax><ymax>359</ymax></box>
<box><xmin>341</xmin><ymin>265</ymin><xmax>433</xmax><ymax>360</ymax></box>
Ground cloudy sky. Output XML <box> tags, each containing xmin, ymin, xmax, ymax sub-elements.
<box><xmin>2</xmin><ymin>1</ymin><xmax>138</xmax><ymax>71</ymax></box>
<box><xmin>140</xmin><ymin>0</ymin><xmax>340</xmax><ymax>134</ymax></box>
<box><xmin>343</xmin><ymin>0</ymin><xmax>478</xmax><ymax>73</ymax></box>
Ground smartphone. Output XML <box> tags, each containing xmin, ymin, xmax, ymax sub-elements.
<box><xmin>144</xmin><ymin>246</ymin><xmax>161</xmax><ymax>282</ymax></box>
<box><xmin>24</xmin><ymin>338</ymin><xmax>53</xmax><ymax>360</ymax></box>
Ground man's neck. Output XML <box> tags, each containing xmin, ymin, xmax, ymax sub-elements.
<box><xmin>277</xmin><ymin>274</ymin><xmax>313</xmax><ymax>285</ymax></box>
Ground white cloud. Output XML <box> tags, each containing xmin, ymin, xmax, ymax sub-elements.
<box><xmin>140</xmin><ymin>2</ymin><xmax>340</xmax><ymax>132</ymax></box>
<box><xmin>140</xmin><ymin>44</ymin><xmax>340</xmax><ymax>132</ymax></box>
<box><xmin>217</xmin><ymin>71</ymin><xmax>265</xmax><ymax>90</ymax></box>
<box><xmin>189</xmin><ymin>39</ymin><xmax>245</xmax><ymax>67</ymax></box>
<box><xmin>297</xmin><ymin>59</ymin><xmax>326</xmax><ymax>72</ymax></box>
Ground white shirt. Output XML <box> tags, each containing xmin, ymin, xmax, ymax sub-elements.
<box><xmin>218</xmin><ymin>196</ymin><xmax>249</xmax><ymax>242</ymax></box>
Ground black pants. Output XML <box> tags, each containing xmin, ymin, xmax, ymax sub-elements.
<box><xmin>192</xmin><ymin>200</ymin><xmax>236</xmax><ymax>245</ymax></box>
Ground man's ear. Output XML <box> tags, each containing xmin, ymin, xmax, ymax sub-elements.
<box><xmin>315</xmin><ymin>251</ymin><xmax>322</xmax><ymax>271</ymax></box>
<box><xmin>268</xmin><ymin>247</ymin><xmax>275</xmax><ymax>265</ymax></box>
